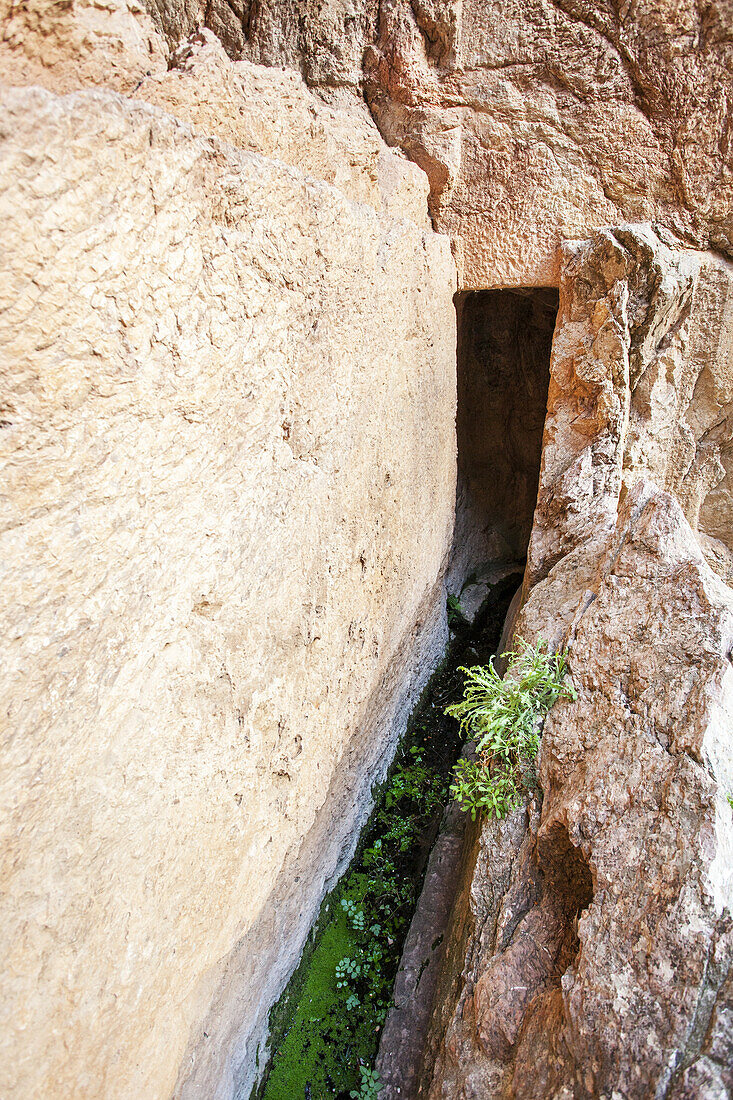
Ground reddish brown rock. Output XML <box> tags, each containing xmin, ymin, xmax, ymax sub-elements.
<box><xmin>425</xmin><ymin>482</ymin><xmax>733</xmax><ymax>1099</ymax></box>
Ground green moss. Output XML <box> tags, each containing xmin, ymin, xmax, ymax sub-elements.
<box><xmin>261</xmin><ymin>905</ymin><xmax>364</xmax><ymax>1098</ymax></box>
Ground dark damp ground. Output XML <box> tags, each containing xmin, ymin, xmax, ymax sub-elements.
<box><xmin>256</xmin><ymin>571</ymin><xmax>521</xmax><ymax>1100</ymax></box>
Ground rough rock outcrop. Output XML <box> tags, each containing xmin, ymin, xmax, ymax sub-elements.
<box><xmin>422</xmin><ymin>231</ymin><xmax>733</xmax><ymax>1097</ymax></box>
<box><xmin>0</xmin><ymin>0</ymin><xmax>168</xmax><ymax>93</ymax></box>
<box><xmin>133</xmin><ymin>0</ymin><xmax>733</xmax><ymax>288</ymax></box>
<box><xmin>135</xmin><ymin>30</ymin><xmax>429</xmax><ymax>225</ymax></box>
<box><xmin>367</xmin><ymin>0</ymin><xmax>733</xmax><ymax>286</ymax></box>
<box><xmin>527</xmin><ymin>226</ymin><xmax>733</xmax><ymax>590</ymax></box>
<box><xmin>0</xmin><ymin>48</ymin><xmax>455</xmax><ymax>1100</ymax></box>
<box><xmin>426</xmin><ymin>481</ymin><xmax>733</xmax><ymax>1098</ymax></box>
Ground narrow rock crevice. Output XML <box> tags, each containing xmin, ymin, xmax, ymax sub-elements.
<box><xmin>376</xmin><ymin>287</ymin><xmax>561</xmax><ymax>1098</ymax></box>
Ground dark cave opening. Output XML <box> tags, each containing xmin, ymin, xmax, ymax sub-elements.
<box><xmin>450</xmin><ymin>288</ymin><xmax>558</xmax><ymax>588</ymax></box>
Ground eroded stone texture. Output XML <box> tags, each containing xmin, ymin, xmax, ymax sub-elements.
<box><xmin>141</xmin><ymin>0</ymin><xmax>378</xmax><ymax>92</ymax></box>
<box><xmin>133</xmin><ymin>0</ymin><xmax>733</xmax><ymax>289</ymax></box>
<box><xmin>526</xmin><ymin>226</ymin><xmax>733</xmax><ymax>590</ymax></box>
<box><xmin>366</xmin><ymin>0</ymin><xmax>733</xmax><ymax>286</ymax></box>
<box><xmin>0</xmin><ymin>78</ymin><xmax>456</xmax><ymax>1100</ymax></box>
<box><xmin>425</xmin><ymin>482</ymin><xmax>733</xmax><ymax>1099</ymax></box>
<box><xmin>0</xmin><ymin>0</ymin><xmax>168</xmax><ymax>93</ymax></box>
<box><xmin>422</xmin><ymin>229</ymin><xmax>733</xmax><ymax>1098</ymax></box>
<box><xmin>134</xmin><ymin>30</ymin><xmax>428</xmax><ymax>224</ymax></box>
<box><xmin>3</xmin><ymin>2</ymin><xmax>733</xmax><ymax>1099</ymax></box>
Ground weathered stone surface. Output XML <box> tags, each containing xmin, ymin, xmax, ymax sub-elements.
<box><xmin>141</xmin><ymin>0</ymin><xmax>378</xmax><ymax>91</ymax></box>
<box><xmin>375</xmin><ymin>797</ymin><xmax>468</xmax><ymax>1100</ymax></box>
<box><xmin>424</xmin><ymin>228</ymin><xmax>733</xmax><ymax>1098</ymax></box>
<box><xmin>425</xmin><ymin>481</ymin><xmax>733</xmax><ymax>1098</ymax></box>
<box><xmin>0</xmin><ymin>0</ymin><xmax>167</xmax><ymax>93</ymax></box>
<box><xmin>118</xmin><ymin>0</ymin><xmax>733</xmax><ymax>289</ymax></box>
<box><xmin>238</xmin><ymin>0</ymin><xmax>378</xmax><ymax>91</ymax></box>
<box><xmin>135</xmin><ymin>30</ymin><xmax>428</xmax><ymax>224</ymax></box>
<box><xmin>4</xmin><ymin>0</ymin><xmax>733</xmax><ymax>1097</ymax></box>
<box><xmin>136</xmin><ymin>0</ymin><xmax>733</xmax><ymax>290</ymax></box>
<box><xmin>0</xmin><ymin>78</ymin><xmax>456</xmax><ymax>1100</ymax></box>
<box><xmin>526</xmin><ymin>226</ymin><xmax>733</xmax><ymax>590</ymax></box>
<box><xmin>366</xmin><ymin>0</ymin><xmax>733</xmax><ymax>286</ymax></box>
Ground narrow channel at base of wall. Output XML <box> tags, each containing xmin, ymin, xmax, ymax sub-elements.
<box><xmin>174</xmin><ymin>581</ymin><xmax>450</xmax><ymax>1100</ymax></box>
<box><xmin>254</xmin><ymin>572</ymin><xmax>521</xmax><ymax>1098</ymax></box>
<box><xmin>374</xmin><ymin>570</ymin><xmax>524</xmax><ymax>1098</ymax></box>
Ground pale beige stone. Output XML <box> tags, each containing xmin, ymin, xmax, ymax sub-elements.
<box><xmin>526</xmin><ymin>226</ymin><xmax>733</xmax><ymax>590</ymax></box>
<box><xmin>133</xmin><ymin>0</ymin><xmax>733</xmax><ymax>286</ymax></box>
<box><xmin>3</xmin><ymin>0</ymin><xmax>733</xmax><ymax>1096</ymax></box>
<box><xmin>0</xmin><ymin>0</ymin><xmax>167</xmax><ymax>93</ymax></box>
<box><xmin>0</xmin><ymin>83</ymin><xmax>456</xmax><ymax>1100</ymax></box>
<box><xmin>135</xmin><ymin>30</ymin><xmax>429</xmax><ymax>224</ymax></box>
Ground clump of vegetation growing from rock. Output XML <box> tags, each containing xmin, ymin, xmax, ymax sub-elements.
<box><xmin>350</xmin><ymin>1065</ymin><xmax>382</xmax><ymax>1100</ymax></box>
<box><xmin>447</xmin><ymin>638</ymin><xmax>575</xmax><ymax>820</ymax></box>
<box><xmin>446</xmin><ymin>593</ymin><xmax>464</xmax><ymax>627</ymax></box>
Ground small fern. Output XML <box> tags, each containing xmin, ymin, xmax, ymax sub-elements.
<box><xmin>446</xmin><ymin>638</ymin><xmax>575</xmax><ymax>820</ymax></box>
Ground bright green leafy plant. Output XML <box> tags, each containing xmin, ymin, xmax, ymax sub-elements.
<box><xmin>446</xmin><ymin>637</ymin><xmax>575</xmax><ymax>820</ymax></box>
<box><xmin>350</xmin><ymin>1065</ymin><xmax>382</xmax><ymax>1100</ymax></box>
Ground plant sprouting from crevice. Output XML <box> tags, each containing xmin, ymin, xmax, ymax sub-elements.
<box><xmin>350</xmin><ymin>1065</ymin><xmax>382</xmax><ymax>1100</ymax></box>
<box><xmin>446</xmin><ymin>637</ymin><xmax>575</xmax><ymax>820</ymax></box>
<box><xmin>447</xmin><ymin>593</ymin><xmax>464</xmax><ymax>627</ymax></box>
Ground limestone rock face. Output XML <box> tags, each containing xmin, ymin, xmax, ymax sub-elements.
<box><xmin>425</xmin><ymin>481</ymin><xmax>733</xmax><ymax>1099</ymax></box>
<box><xmin>144</xmin><ymin>0</ymin><xmax>377</xmax><ymax>89</ymax></box>
<box><xmin>0</xmin><ymin>0</ymin><xmax>168</xmax><ymax>93</ymax></box>
<box><xmin>421</xmin><ymin>228</ymin><xmax>733</xmax><ymax>1097</ymax></box>
<box><xmin>4</xmin><ymin>0</ymin><xmax>733</xmax><ymax>1097</ymax></box>
<box><xmin>366</xmin><ymin>0</ymin><xmax>733</xmax><ymax>286</ymax></box>
<box><xmin>139</xmin><ymin>0</ymin><xmax>733</xmax><ymax>288</ymax></box>
<box><xmin>0</xmin><ymin>63</ymin><xmax>456</xmax><ymax>1100</ymax></box>
<box><xmin>527</xmin><ymin>226</ymin><xmax>733</xmax><ymax>591</ymax></box>
<box><xmin>135</xmin><ymin>30</ymin><xmax>429</xmax><ymax>224</ymax></box>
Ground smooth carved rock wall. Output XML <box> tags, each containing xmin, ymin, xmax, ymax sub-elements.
<box><xmin>0</xmin><ymin>73</ymin><xmax>456</xmax><ymax>1100</ymax></box>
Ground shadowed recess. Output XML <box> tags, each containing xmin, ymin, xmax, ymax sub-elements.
<box><xmin>451</xmin><ymin>288</ymin><xmax>558</xmax><ymax>586</ymax></box>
